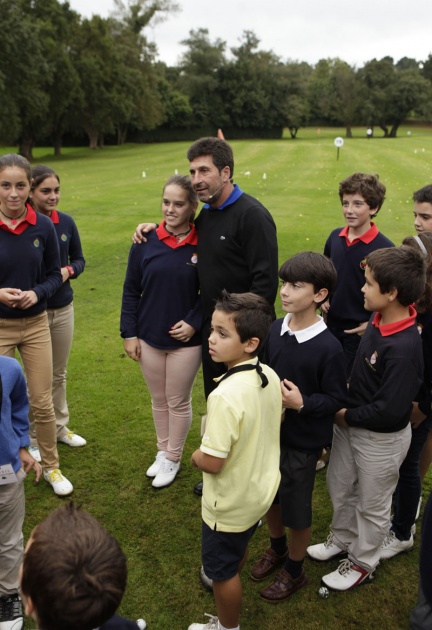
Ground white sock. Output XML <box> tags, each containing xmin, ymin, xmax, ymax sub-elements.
<box><xmin>218</xmin><ymin>622</ymin><xmax>239</xmax><ymax>630</ymax></box>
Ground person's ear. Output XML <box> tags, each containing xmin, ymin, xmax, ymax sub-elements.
<box><xmin>314</xmin><ymin>288</ymin><xmax>329</xmax><ymax>304</ymax></box>
<box><xmin>244</xmin><ymin>337</ymin><xmax>260</xmax><ymax>354</ymax></box>
<box><xmin>221</xmin><ymin>165</ymin><xmax>231</xmax><ymax>183</ymax></box>
<box><xmin>387</xmin><ymin>287</ymin><xmax>398</xmax><ymax>301</ymax></box>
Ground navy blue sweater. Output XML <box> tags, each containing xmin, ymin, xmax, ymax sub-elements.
<box><xmin>47</xmin><ymin>210</ymin><xmax>85</xmax><ymax>309</ymax></box>
<box><xmin>324</xmin><ymin>226</ymin><xmax>394</xmax><ymax>328</ymax></box>
<box><xmin>195</xmin><ymin>189</ymin><xmax>278</xmax><ymax>318</ymax></box>
<box><xmin>345</xmin><ymin>312</ymin><xmax>423</xmax><ymax>432</ymax></box>
<box><xmin>0</xmin><ymin>356</ymin><xmax>30</xmax><ymax>474</ymax></box>
<box><xmin>264</xmin><ymin>318</ymin><xmax>347</xmax><ymax>452</ymax></box>
<box><xmin>120</xmin><ymin>226</ymin><xmax>201</xmax><ymax>349</ymax></box>
<box><xmin>0</xmin><ymin>205</ymin><xmax>62</xmax><ymax>318</ymax></box>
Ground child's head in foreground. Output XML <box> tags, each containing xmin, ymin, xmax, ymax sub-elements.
<box><xmin>20</xmin><ymin>503</ymin><xmax>127</xmax><ymax>630</ymax></box>
<box><xmin>279</xmin><ymin>252</ymin><xmax>337</xmax><ymax>310</ymax></box>
<box><xmin>210</xmin><ymin>290</ymin><xmax>273</xmax><ymax>364</ymax></box>
<box><xmin>365</xmin><ymin>246</ymin><xmax>426</xmax><ymax>310</ymax></box>
<box><xmin>339</xmin><ymin>172</ymin><xmax>386</xmax><ymax>217</ymax></box>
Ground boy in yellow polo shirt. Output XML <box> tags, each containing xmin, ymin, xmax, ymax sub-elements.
<box><xmin>189</xmin><ymin>291</ymin><xmax>282</xmax><ymax>630</ymax></box>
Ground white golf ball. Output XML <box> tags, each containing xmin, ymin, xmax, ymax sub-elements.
<box><xmin>318</xmin><ymin>586</ymin><xmax>330</xmax><ymax>599</ymax></box>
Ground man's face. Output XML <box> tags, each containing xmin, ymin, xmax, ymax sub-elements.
<box><xmin>189</xmin><ymin>155</ymin><xmax>230</xmax><ymax>205</ymax></box>
<box><xmin>413</xmin><ymin>201</ymin><xmax>432</xmax><ymax>233</ymax></box>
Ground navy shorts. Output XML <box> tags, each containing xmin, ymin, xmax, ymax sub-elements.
<box><xmin>278</xmin><ymin>446</ymin><xmax>321</xmax><ymax>529</ymax></box>
<box><xmin>201</xmin><ymin>520</ymin><xmax>258</xmax><ymax>581</ymax></box>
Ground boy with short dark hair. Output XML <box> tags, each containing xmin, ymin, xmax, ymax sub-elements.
<box><xmin>20</xmin><ymin>503</ymin><xmax>145</xmax><ymax>630</ymax></box>
<box><xmin>413</xmin><ymin>183</ymin><xmax>432</xmax><ymax>233</ymax></box>
<box><xmin>250</xmin><ymin>252</ymin><xmax>347</xmax><ymax>603</ymax></box>
<box><xmin>0</xmin><ymin>355</ymin><xmax>40</xmax><ymax>630</ymax></box>
<box><xmin>189</xmin><ymin>291</ymin><xmax>282</xmax><ymax>630</ymax></box>
<box><xmin>308</xmin><ymin>247</ymin><xmax>425</xmax><ymax>591</ymax></box>
<box><xmin>324</xmin><ymin>172</ymin><xmax>394</xmax><ymax>374</ymax></box>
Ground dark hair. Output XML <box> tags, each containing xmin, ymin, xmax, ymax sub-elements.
<box><xmin>366</xmin><ymin>247</ymin><xmax>426</xmax><ymax>307</ymax></box>
<box><xmin>21</xmin><ymin>503</ymin><xmax>127</xmax><ymax>630</ymax></box>
<box><xmin>0</xmin><ymin>153</ymin><xmax>31</xmax><ymax>182</ymax></box>
<box><xmin>339</xmin><ymin>172</ymin><xmax>386</xmax><ymax>216</ymax></box>
<box><xmin>401</xmin><ymin>233</ymin><xmax>432</xmax><ymax>313</ymax></box>
<box><xmin>187</xmin><ymin>137</ymin><xmax>234</xmax><ymax>179</ymax></box>
<box><xmin>413</xmin><ymin>184</ymin><xmax>432</xmax><ymax>204</ymax></box>
<box><xmin>214</xmin><ymin>290</ymin><xmax>272</xmax><ymax>355</ymax></box>
<box><xmin>31</xmin><ymin>164</ymin><xmax>60</xmax><ymax>189</ymax></box>
<box><xmin>279</xmin><ymin>252</ymin><xmax>337</xmax><ymax>307</ymax></box>
<box><xmin>163</xmin><ymin>174</ymin><xmax>197</xmax><ymax>207</ymax></box>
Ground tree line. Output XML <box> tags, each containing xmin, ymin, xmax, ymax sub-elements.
<box><xmin>1</xmin><ymin>0</ymin><xmax>432</xmax><ymax>159</ymax></box>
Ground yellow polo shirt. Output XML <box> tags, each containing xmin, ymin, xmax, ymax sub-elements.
<box><xmin>201</xmin><ymin>359</ymin><xmax>282</xmax><ymax>532</ymax></box>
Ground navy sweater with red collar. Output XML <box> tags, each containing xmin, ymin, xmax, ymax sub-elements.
<box><xmin>46</xmin><ymin>209</ymin><xmax>85</xmax><ymax>309</ymax></box>
<box><xmin>345</xmin><ymin>309</ymin><xmax>423</xmax><ymax>432</ymax></box>
<box><xmin>0</xmin><ymin>205</ymin><xmax>62</xmax><ymax>318</ymax></box>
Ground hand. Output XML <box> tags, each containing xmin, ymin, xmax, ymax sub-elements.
<box><xmin>0</xmin><ymin>288</ymin><xmax>23</xmax><ymax>308</ymax></box>
<box><xmin>132</xmin><ymin>223</ymin><xmax>157</xmax><ymax>244</ymax></box>
<box><xmin>15</xmin><ymin>291</ymin><xmax>38</xmax><ymax>309</ymax></box>
<box><xmin>335</xmin><ymin>408</ymin><xmax>348</xmax><ymax>428</ymax></box>
<box><xmin>410</xmin><ymin>401</ymin><xmax>428</xmax><ymax>429</ymax></box>
<box><xmin>169</xmin><ymin>320</ymin><xmax>196</xmax><ymax>343</ymax></box>
<box><xmin>19</xmin><ymin>448</ymin><xmax>42</xmax><ymax>482</ymax></box>
<box><xmin>124</xmin><ymin>338</ymin><xmax>141</xmax><ymax>361</ymax></box>
<box><xmin>61</xmin><ymin>267</ymin><xmax>70</xmax><ymax>283</ymax></box>
<box><xmin>280</xmin><ymin>379</ymin><xmax>303</xmax><ymax>410</ymax></box>
<box><xmin>344</xmin><ymin>321</ymin><xmax>368</xmax><ymax>337</ymax></box>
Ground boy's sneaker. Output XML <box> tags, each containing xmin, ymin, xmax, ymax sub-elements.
<box><xmin>28</xmin><ymin>445</ymin><xmax>41</xmax><ymax>462</ymax></box>
<box><xmin>188</xmin><ymin>613</ymin><xmax>219</xmax><ymax>630</ymax></box>
<box><xmin>307</xmin><ymin>532</ymin><xmax>346</xmax><ymax>561</ymax></box>
<box><xmin>0</xmin><ymin>593</ymin><xmax>23</xmax><ymax>630</ymax></box>
<box><xmin>58</xmin><ymin>430</ymin><xmax>87</xmax><ymax>447</ymax></box>
<box><xmin>43</xmin><ymin>469</ymin><xmax>73</xmax><ymax>496</ymax></box>
<box><xmin>380</xmin><ymin>530</ymin><xmax>414</xmax><ymax>560</ymax></box>
<box><xmin>251</xmin><ymin>548</ymin><xmax>288</xmax><ymax>581</ymax></box>
<box><xmin>136</xmin><ymin>619</ymin><xmax>147</xmax><ymax>629</ymax></box>
<box><xmin>152</xmin><ymin>459</ymin><xmax>180</xmax><ymax>488</ymax></box>
<box><xmin>322</xmin><ymin>558</ymin><xmax>374</xmax><ymax>591</ymax></box>
<box><xmin>146</xmin><ymin>451</ymin><xmax>166</xmax><ymax>478</ymax></box>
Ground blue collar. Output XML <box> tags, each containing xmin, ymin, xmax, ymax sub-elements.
<box><xmin>203</xmin><ymin>184</ymin><xmax>243</xmax><ymax>210</ymax></box>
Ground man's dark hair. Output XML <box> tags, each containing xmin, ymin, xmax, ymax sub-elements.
<box><xmin>187</xmin><ymin>137</ymin><xmax>234</xmax><ymax>179</ymax></box>
<box><xmin>339</xmin><ymin>172</ymin><xmax>386</xmax><ymax>216</ymax></box>
<box><xmin>366</xmin><ymin>246</ymin><xmax>426</xmax><ymax>307</ymax></box>
<box><xmin>279</xmin><ymin>252</ymin><xmax>337</xmax><ymax>307</ymax></box>
<box><xmin>413</xmin><ymin>184</ymin><xmax>432</xmax><ymax>204</ymax></box>
<box><xmin>214</xmin><ymin>290</ymin><xmax>272</xmax><ymax>355</ymax></box>
<box><xmin>21</xmin><ymin>503</ymin><xmax>127</xmax><ymax>630</ymax></box>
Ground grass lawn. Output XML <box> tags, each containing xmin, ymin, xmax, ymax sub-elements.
<box><xmin>3</xmin><ymin>125</ymin><xmax>432</xmax><ymax>629</ymax></box>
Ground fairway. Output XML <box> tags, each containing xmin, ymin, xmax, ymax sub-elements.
<box><xmin>3</xmin><ymin>126</ymin><xmax>432</xmax><ymax>629</ymax></box>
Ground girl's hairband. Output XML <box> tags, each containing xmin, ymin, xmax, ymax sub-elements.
<box><xmin>414</xmin><ymin>235</ymin><xmax>428</xmax><ymax>257</ymax></box>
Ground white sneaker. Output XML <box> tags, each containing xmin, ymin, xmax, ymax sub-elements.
<box><xmin>152</xmin><ymin>459</ymin><xmax>180</xmax><ymax>488</ymax></box>
<box><xmin>58</xmin><ymin>430</ymin><xmax>87</xmax><ymax>447</ymax></box>
<box><xmin>136</xmin><ymin>619</ymin><xmax>147</xmax><ymax>629</ymax></box>
<box><xmin>307</xmin><ymin>532</ymin><xmax>346</xmax><ymax>561</ymax></box>
<box><xmin>380</xmin><ymin>530</ymin><xmax>414</xmax><ymax>560</ymax></box>
<box><xmin>43</xmin><ymin>469</ymin><xmax>73</xmax><ymax>496</ymax></box>
<box><xmin>322</xmin><ymin>558</ymin><xmax>374</xmax><ymax>591</ymax></box>
<box><xmin>28</xmin><ymin>445</ymin><xmax>41</xmax><ymax>463</ymax></box>
<box><xmin>188</xmin><ymin>613</ymin><xmax>219</xmax><ymax>630</ymax></box>
<box><xmin>146</xmin><ymin>451</ymin><xmax>166</xmax><ymax>478</ymax></box>
<box><xmin>0</xmin><ymin>593</ymin><xmax>23</xmax><ymax>630</ymax></box>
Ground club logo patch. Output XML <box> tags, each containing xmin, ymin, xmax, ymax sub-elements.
<box><xmin>360</xmin><ymin>257</ymin><xmax>367</xmax><ymax>270</ymax></box>
<box><xmin>370</xmin><ymin>351</ymin><xmax>378</xmax><ymax>365</ymax></box>
<box><xmin>61</xmin><ymin>233</ymin><xmax>67</xmax><ymax>242</ymax></box>
<box><xmin>33</xmin><ymin>239</ymin><xmax>40</xmax><ymax>248</ymax></box>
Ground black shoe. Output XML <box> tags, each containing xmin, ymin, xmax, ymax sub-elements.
<box><xmin>0</xmin><ymin>593</ymin><xmax>23</xmax><ymax>629</ymax></box>
<box><xmin>193</xmin><ymin>480</ymin><xmax>203</xmax><ymax>496</ymax></box>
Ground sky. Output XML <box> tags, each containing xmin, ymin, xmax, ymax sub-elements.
<box><xmin>67</xmin><ymin>0</ymin><xmax>432</xmax><ymax>68</ymax></box>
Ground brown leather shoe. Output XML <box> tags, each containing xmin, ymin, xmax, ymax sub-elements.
<box><xmin>250</xmin><ymin>548</ymin><xmax>288</xmax><ymax>581</ymax></box>
<box><xmin>259</xmin><ymin>569</ymin><xmax>308</xmax><ymax>603</ymax></box>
